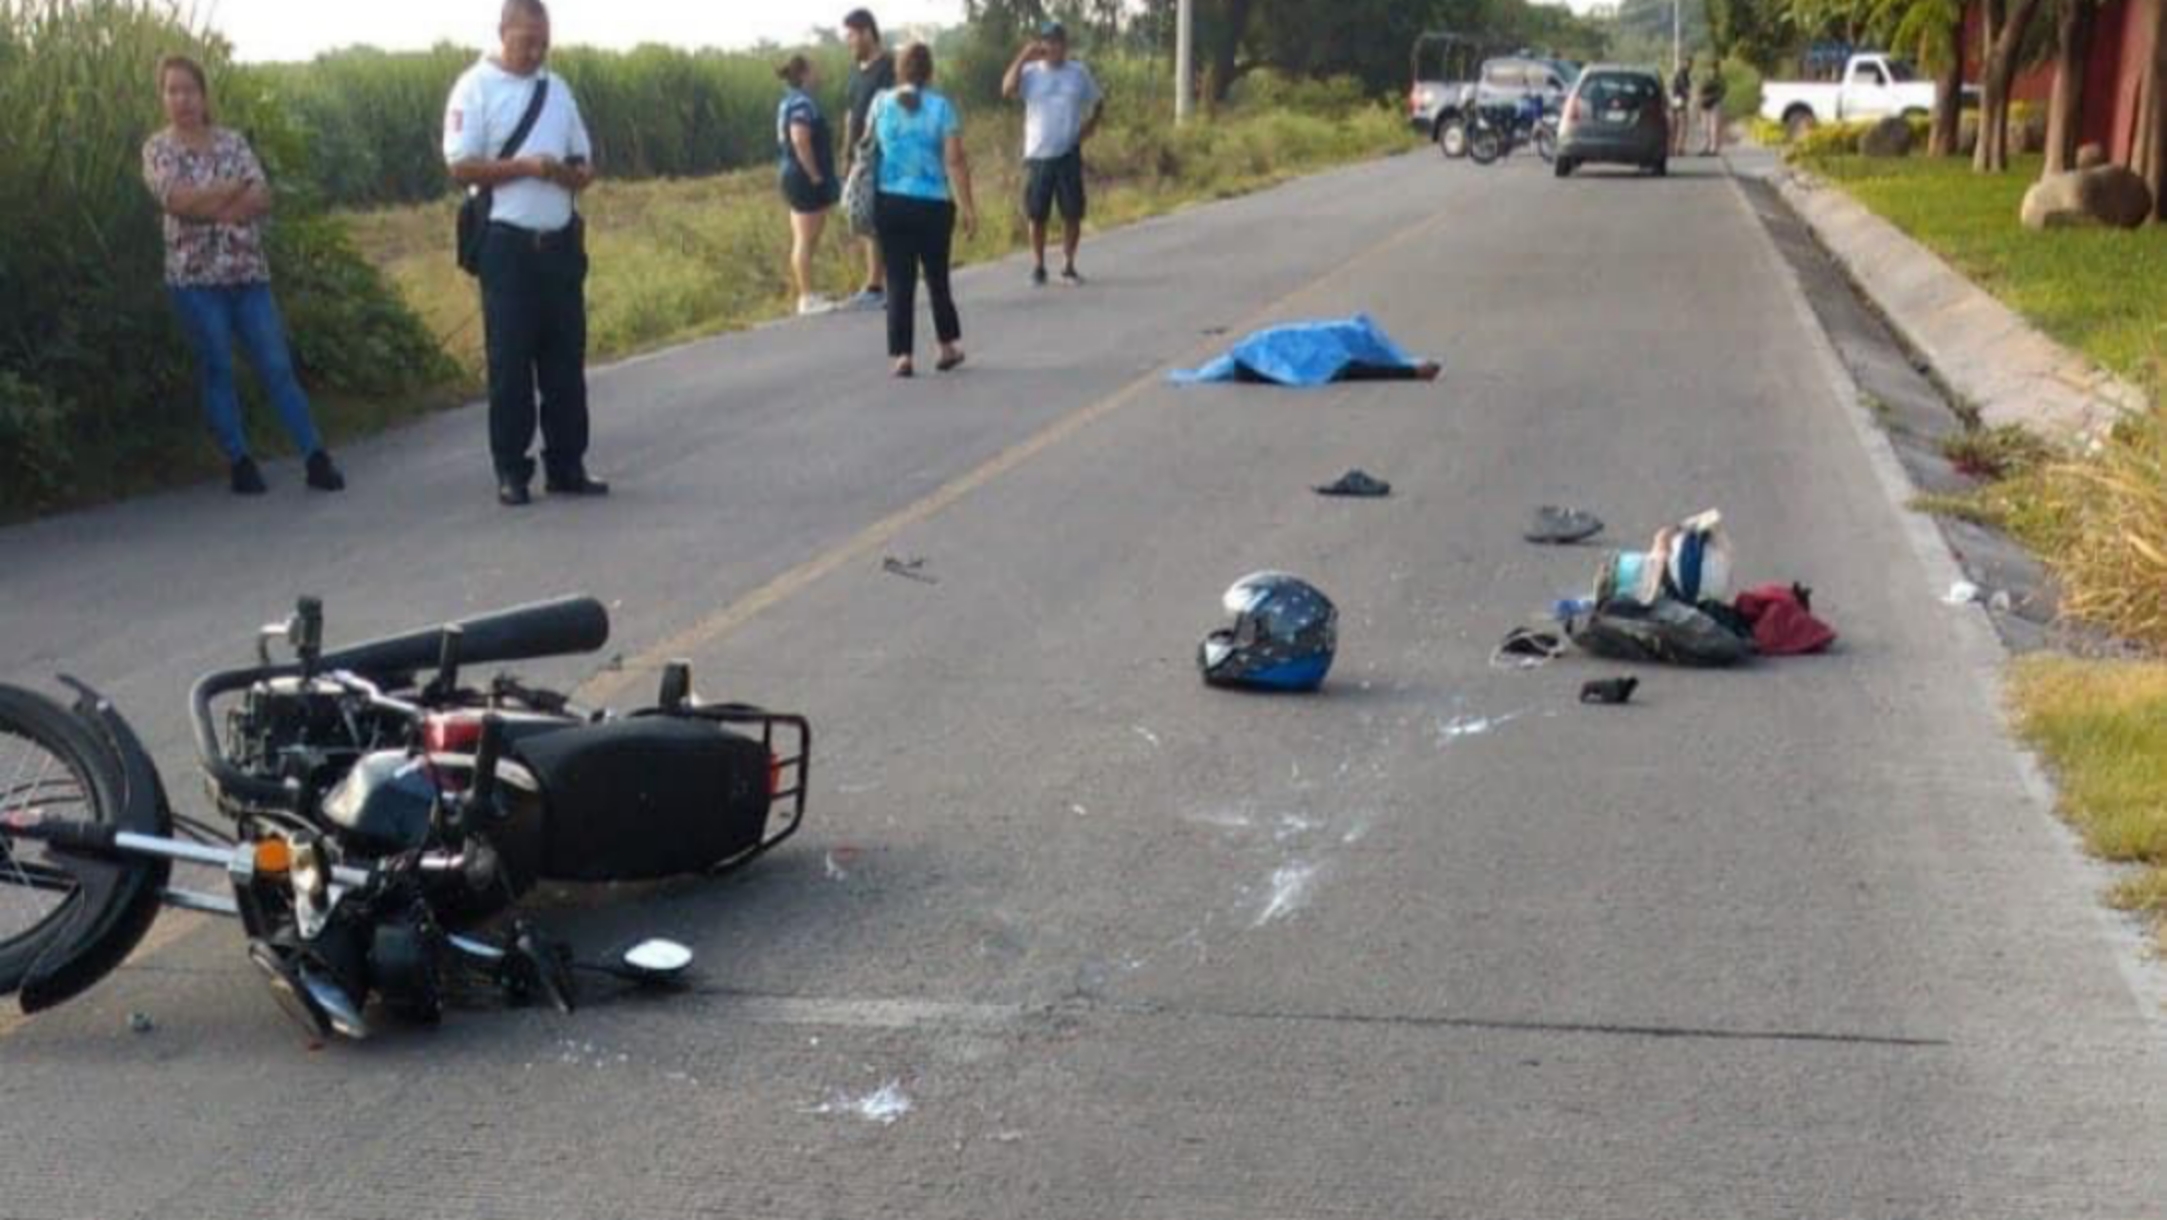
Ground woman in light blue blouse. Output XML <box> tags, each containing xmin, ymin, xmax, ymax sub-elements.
<box><xmin>869</xmin><ymin>42</ymin><xmax>978</xmax><ymax>377</ymax></box>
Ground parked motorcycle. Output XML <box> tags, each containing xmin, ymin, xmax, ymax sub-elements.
<box><xmin>0</xmin><ymin>595</ymin><xmax>810</xmax><ymax>1041</ymax></box>
<box><xmin>1467</xmin><ymin>94</ymin><xmax>1559</xmax><ymax>166</ymax></box>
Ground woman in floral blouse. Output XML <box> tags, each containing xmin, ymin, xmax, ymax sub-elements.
<box><xmin>142</xmin><ymin>55</ymin><xmax>344</xmax><ymax>495</ymax></box>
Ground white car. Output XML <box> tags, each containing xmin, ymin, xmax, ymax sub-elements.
<box><xmin>1760</xmin><ymin>53</ymin><xmax>1939</xmax><ymax>140</ymax></box>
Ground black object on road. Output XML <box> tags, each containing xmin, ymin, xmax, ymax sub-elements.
<box><xmin>1314</xmin><ymin>470</ymin><xmax>1392</xmax><ymax>498</ymax></box>
<box><xmin>882</xmin><ymin>556</ymin><xmax>939</xmax><ymax>585</ymax></box>
<box><xmin>1580</xmin><ymin>676</ymin><xmax>1640</xmax><ymax>705</ymax></box>
<box><xmin>1525</xmin><ymin>505</ymin><xmax>1605</xmax><ymax>545</ymax></box>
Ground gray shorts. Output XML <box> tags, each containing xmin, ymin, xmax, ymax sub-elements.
<box><xmin>1024</xmin><ymin>150</ymin><xmax>1086</xmax><ymax>225</ymax></box>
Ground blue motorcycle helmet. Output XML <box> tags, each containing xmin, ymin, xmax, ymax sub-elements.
<box><xmin>1199</xmin><ymin>572</ymin><xmax>1338</xmax><ymax>692</ymax></box>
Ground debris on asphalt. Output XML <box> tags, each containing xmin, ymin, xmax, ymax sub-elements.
<box><xmin>1559</xmin><ymin>510</ymin><xmax>1845</xmax><ymax>668</ymax></box>
<box><xmin>1734</xmin><ymin>583</ymin><xmax>1837</xmax><ymax>655</ymax></box>
<box><xmin>1989</xmin><ymin>589</ymin><xmax>2014</xmax><ymax>614</ymax></box>
<box><xmin>1491</xmin><ymin>627</ymin><xmax>1567</xmax><ymax>671</ymax></box>
<box><xmin>1571</xmin><ymin>596</ymin><xmax>1753</xmax><ymax>668</ymax></box>
<box><xmin>1598</xmin><ymin>510</ymin><xmax>1734</xmax><ymax>605</ymax></box>
<box><xmin>1441</xmin><ymin>711</ymin><xmax>1525</xmax><ymax>742</ymax></box>
<box><xmin>824</xmin><ymin>851</ymin><xmax>851</xmax><ymax>881</ymax></box>
<box><xmin>1525</xmin><ymin>505</ymin><xmax>1605</xmax><ymax>545</ymax></box>
<box><xmin>1314</xmin><ymin>469</ymin><xmax>1392</xmax><ymax>498</ymax></box>
<box><xmin>127</xmin><ymin>1011</ymin><xmax>155</xmax><ymax>1035</ymax></box>
<box><xmin>1944</xmin><ymin>580</ymin><xmax>1983</xmax><ymax>606</ymax></box>
<box><xmin>1254</xmin><ymin>861</ymin><xmax>1320</xmax><ymax>927</ymax></box>
<box><xmin>1170</xmin><ymin>314</ymin><xmax>1441</xmax><ymax>387</ymax></box>
<box><xmin>882</xmin><ymin>556</ymin><xmax>939</xmax><ymax>585</ymax></box>
<box><xmin>815</xmin><ymin>1080</ymin><xmax>914</xmax><ymax>1125</ymax></box>
<box><xmin>1580</xmin><ymin>677</ymin><xmax>1640</xmax><ymax>706</ymax></box>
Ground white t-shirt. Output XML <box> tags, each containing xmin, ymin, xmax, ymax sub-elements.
<box><xmin>442</xmin><ymin>57</ymin><xmax>592</xmax><ymax>233</ymax></box>
<box><xmin>1020</xmin><ymin>60</ymin><xmax>1103</xmax><ymax>161</ymax></box>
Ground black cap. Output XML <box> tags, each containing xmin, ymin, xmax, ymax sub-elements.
<box><xmin>1039</xmin><ymin>20</ymin><xmax>1068</xmax><ymax>40</ymax></box>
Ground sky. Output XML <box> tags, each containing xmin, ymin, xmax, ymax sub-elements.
<box><xmin>204</xmin><ymin>0</ymin><xmax>971</xmax><ymax>63</ymax></box>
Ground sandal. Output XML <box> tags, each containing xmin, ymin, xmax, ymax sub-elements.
<box><xmin>1491</xmin><ymin>627</ymin><xmax>1568</xmax><ymax>670</ymax></box>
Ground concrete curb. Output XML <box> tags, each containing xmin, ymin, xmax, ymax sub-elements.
<box><xmin>1729</xmin><ymin>147</ymin><xmax>2148</xmax><ymax>445</ymax></box>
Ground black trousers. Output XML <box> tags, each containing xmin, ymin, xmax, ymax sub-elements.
<box><xmin>480</xmin><ymin>222</ymin><xmax>590</xmax><ymax>483</ymax></box>
<box><xmin>874</xmin><ymin>193</ymin><xmax>960</xmax><ymax>358</ymax></box>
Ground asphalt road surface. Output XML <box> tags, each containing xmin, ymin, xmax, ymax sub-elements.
<box><xmin>4</xmin><ymin>152</ymin><xmax>2165</xmax><ymax>1219</ymax></box>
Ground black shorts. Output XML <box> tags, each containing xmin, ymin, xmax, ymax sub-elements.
<box><xmin>1023</xmin><ymin>150</ymin><xmax>1086</xmax><ymax>225</ymax></box>
<box><xmin>782</xmin><ymin>169</ymin><xmax>838</xmax><ymax>216</ymax></box>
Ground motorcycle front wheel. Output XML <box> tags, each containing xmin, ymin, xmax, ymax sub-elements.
<box><xmin>0</xmin><ymin>686</ymin><xmax>125</xmax><ymax>997</ymax></box>
<box><xmin>1467</xmin><ymin>128</ymin><xmax>1503</xmax><ymax>165</ymax></box>
<box><xmin>1535</xmin><ymin>126</ymin><xmax>1559</xmax><ymax>164</ymax></box>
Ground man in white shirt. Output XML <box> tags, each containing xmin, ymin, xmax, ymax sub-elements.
<box><xmin>1002</xmin><ymin>22</ymin><xmax>1104</xmax><ymax>287</ymax></box>
<box><xmin>444</xmin><ymin>0</ymin><xmax>607</xmax><ymax>507</ymax></box>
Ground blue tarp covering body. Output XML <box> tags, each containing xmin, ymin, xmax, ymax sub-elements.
<box><xmin>1171</xmin><ymin>314</ymin><xmax>1423</xmax><ymax>387</ymax></box>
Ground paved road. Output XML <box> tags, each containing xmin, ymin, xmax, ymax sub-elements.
<box><xmin>4</xmin><ymin>152</ymin><xmax>2165</xmax><ymax>1218</ymax></box>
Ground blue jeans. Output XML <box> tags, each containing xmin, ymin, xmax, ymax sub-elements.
<box><xmin>168</xmin><ymin>282</ymin><xmax>323</xmax><ymax>461</ymax></box>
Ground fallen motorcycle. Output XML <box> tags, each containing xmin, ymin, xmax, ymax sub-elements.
<box><xmin>0</xmin><ymin>594</ymin><xmax>809</xmax><ymax>1040</ymax></box>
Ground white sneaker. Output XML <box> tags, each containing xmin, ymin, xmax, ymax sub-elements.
<box><xmin>797</xmin><ymin>294</ymin><xmax>837</xmax><ymax>317</ymax></box>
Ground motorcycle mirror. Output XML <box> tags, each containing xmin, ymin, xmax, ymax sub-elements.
<box><xmin>620</xmin><ymin>939</ymin><xmax>694</xmax><ymax>981</ymax></box>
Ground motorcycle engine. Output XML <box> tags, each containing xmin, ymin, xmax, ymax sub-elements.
<box><xmin>227</xmin><ymin>676</ymin><xmax>410</xmax><ymax>795</ymax></box>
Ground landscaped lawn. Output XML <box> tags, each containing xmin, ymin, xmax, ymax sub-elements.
<box><xmin>1808</xmin><ymin>154</ymin><xmax>2166</xmax><ymax>396</ymax></box>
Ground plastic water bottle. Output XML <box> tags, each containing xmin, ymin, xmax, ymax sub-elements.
<box><xmin>1552</xmin><ymin>597</ymin><xmax>1595</xmax><ymax>622</ymax></box>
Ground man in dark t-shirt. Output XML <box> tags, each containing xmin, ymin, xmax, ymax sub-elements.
<box><xmin>841</xmin><ymin>8</ymin><xmax>895</xmax><ymax>311</ymax></box>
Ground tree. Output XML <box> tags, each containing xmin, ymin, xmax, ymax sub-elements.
<box><xmin>1784</xmin><ymin>0</ymin><xmax>1964</xmax><ymax>155</ymax></box>
<box><xmin>2132</xmin><ymin>0</ymin><xmax>2164</xmax><ymax>218</ymax></box>
<box><xmin>1708</xmin><ymin>0</ymin><xmax>1786</xmax><ymax>66</ymax></box>
<box><xmin>2042</xmin><ymin>0</ymin><xmax>2096</xmax><ymax>174</ymax></box>
<box><xmin>1973</xmin><ymin>0</ymin><xmax>2047</xmax><ymax>171</ymax></box>
<box><xmin>1868</xmin><ymin>0</ymin><xmax>1966</xmax><ymax>154</ymax></box>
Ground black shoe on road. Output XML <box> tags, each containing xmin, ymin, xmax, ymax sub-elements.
<box><xmin>1061</xmin><ymin>266</ymin><xmax>1085</xmax><ymax>286</ymax></box>
<box><xmin>1031</xmin><ymin>265</ymin><xmax>1049</xmax><ymax>288</ymax></box>
<box><xmin>230</xmin><ymin>457</ymin><xmax>268</xmax><ymax>496</ymax></box>
<box><xmin>545</xmin><ymin>473</ymin><xmax>611</xmax><ymax>498</ymax></box>
<box><xmin>498</xmin><ymin>479</ymin><xmax>532</xmax><ymax>508</ymax></box>
<box><xmin>304</xmin><ymin>451</ymin><xmax>346</xmax><ymax>492</ymax></box>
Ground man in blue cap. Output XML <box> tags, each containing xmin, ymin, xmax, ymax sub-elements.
<box><xmin>1002</xmin><ymin>20</ymin><xmax>1104</xmax><ymax>287</ymax></box>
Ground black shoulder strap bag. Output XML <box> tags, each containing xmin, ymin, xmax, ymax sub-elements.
<box><xmin>456</xmin><ymin>78</ymin><xmax>550</xmax><ymax>277</ymax></box>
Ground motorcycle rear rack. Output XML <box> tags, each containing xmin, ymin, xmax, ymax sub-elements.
<box><xmin>679</xmin><ymin>706</ymin><xmax>811</xmax><ymax>876</ymax></box>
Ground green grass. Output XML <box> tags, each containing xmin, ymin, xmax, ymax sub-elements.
<box><xmin>2011</xmin><ymin>656</ymin><xmax>2167</xmax><ymax>935</ymax></box>
<box><xmin>1805</xmin><ymin>154</ymin><xmax>2167</xmax><ymax>395</ymax></box>
<box><xmin>347</xmin><ymin>105</ymin><xmax>1417</xmax><ymax>377</ymax></box>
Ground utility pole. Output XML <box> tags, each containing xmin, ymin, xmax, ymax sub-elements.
<box><xmin>1175</xmin><ymin>0</ymin><xmax>1195</xmax><ymax>124</ymax></box>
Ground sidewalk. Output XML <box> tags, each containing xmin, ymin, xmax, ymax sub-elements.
<box><xmin>1726</xmin><ymin>144</ymin><xmax>2147</xmax><ymax>445</ymax></box>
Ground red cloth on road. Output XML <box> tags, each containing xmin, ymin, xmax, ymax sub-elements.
<box><xmin>1733</xmin><ymin>583</ymin><xmax>1837</xmax><ymax>656</ymax></box>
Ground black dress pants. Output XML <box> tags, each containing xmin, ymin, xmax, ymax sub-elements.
<box><xmin>480</xmin><ymin>222</ymin><xmax>590</xmax><ymax>484</ymax></box>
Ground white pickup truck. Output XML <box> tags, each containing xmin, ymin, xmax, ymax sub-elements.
<box><xmin>1760</xmin><ymin>53</ymin><xmax>1939</xmax><ymax>139</ymax></box>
